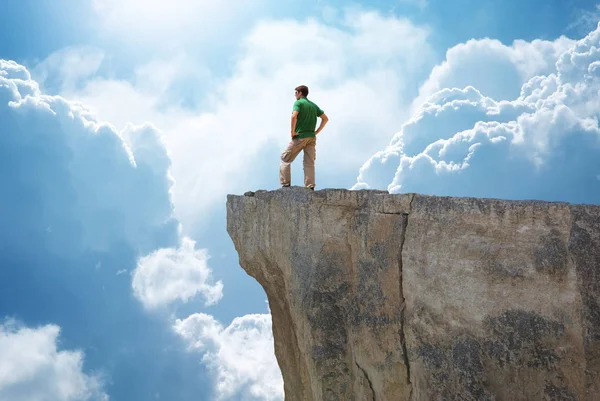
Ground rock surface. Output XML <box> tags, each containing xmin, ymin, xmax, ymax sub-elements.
<box><xmin>226</xmin><ymin>188</ymin><xmax>600</xmax><ymax>401</ymax></box>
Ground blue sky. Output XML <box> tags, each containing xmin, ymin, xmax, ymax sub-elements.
<box><xmin>1</xmin><ymin>1</ymin><xmax>600</xmax><ymax>400</ymax></box>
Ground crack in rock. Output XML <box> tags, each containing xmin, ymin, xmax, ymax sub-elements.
<box><xmin>399</xmin><ymin>212</ymin><xmax>412</xmax><ymax>393</ymax></box>
<box><xmin>355</xmin><ymin>361</ymin><xmax>376</xmax><ymax>401</ymax></box>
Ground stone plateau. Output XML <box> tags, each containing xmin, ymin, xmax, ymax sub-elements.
<box><xmin>226</xmin><ymin>188</ymin><xmax>600</xmax><ymax>401</ymax></box>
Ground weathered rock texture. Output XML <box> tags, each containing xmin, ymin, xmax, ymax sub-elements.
<box><xmin>226</xmin><ymin>188</ymin><xmax>600</xmax><ymax>401</ymax></box>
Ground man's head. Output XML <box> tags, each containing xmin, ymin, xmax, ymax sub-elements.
<box><xmin>295</xmin><ymin>85</ymin><xmax>309</xmax><ymax>100</ymax></box>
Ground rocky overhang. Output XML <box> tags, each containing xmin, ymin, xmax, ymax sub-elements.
<box><xmin>227</xmin><ymin>188</ymin><xmax>600</xmax><ymax>401</ymax></box>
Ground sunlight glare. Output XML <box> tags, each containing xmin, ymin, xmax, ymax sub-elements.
<box><xmin>95</xmin><ymin>0</ymin><xmax>224</xmax><ymax>36</ymax></box>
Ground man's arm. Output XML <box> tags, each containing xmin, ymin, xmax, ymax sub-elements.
<box><xmin>315</xmin><ymin>113</ymin><xmax>329</xmax><ymax>135</ymax></box>
<box><xmin>291</xmin><ymin>110</ymin><xmax>299</xmax><ymax>138</ymax></box>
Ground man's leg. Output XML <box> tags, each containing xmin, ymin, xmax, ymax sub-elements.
<box><xmin>280</xmin><ymin>138</ymin><xmax>305</xmax><ymax>186</ymax></box>
<box><xmin>303</xmin><ymin>137</ymin><xmax>317</xmax><ymax>188</ymax></box>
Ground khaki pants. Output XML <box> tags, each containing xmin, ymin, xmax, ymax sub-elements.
<box><xmin>279</xmin><ymin>136</ymin><xmax>317</xmax><ymax>188</ymax></box>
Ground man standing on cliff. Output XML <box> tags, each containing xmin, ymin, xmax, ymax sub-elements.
<box><xmin>280</xmin><ymin>85</ymin><xmax>329</xmax><ymax>190</ymax></box>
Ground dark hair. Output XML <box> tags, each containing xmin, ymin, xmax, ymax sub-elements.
<box><xmin>295</xmin><ymin>85</ymin><xmax>309</xmax><ymax>97</ymax></box>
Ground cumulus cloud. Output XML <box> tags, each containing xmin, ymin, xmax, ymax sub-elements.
<box><xmin>37</xmin><ymin>9</ymin><xmax>435</xmax><ymax>230</ymax></box>
<box><xmin>412</xmin><ymin>35</ymin><xmax>575</xmax><ymax>109</ymax></box>
<box><xmin>0</xmin><ymin>321</ymin><xmax>107</xmax><ymax>401</ymax></box>
<box><xmin>0</xmin><ymin>59</ymin><xmax>179</xmax><ymax>257</ymax></box>
<box><xmin>132</xmin><ymin>237</ymin><xmax>223</xmax><ymax>309</ymax></box>
<box><xmin>355</xmin><ymin>23</ymin><xmax>600</xmax><ymax>205</ymax></box>
<box><xmin>0</xmin><ymin>59</ymin><xmax>223</xmax><ymax>398</ymax></box>
<box><xmin>174</xmin><ymin>313</ymin><xmax>283</xmax><ymax>401</ymax></box>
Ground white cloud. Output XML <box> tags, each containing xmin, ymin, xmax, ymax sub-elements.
<box><xmin>412</xmin><ymin>35</ymin><xmax>575</xmax><ymax>109</ymax></box>
<box><xmin>567</xmin><ymin>4</ymin><xmax>600</xmax><ymax>36</ymax></box>
<box><xmin>0</xmin><ymin>59</ymin><xmax>180</xmax><ymax>257</ymax></box>
<box><xmin>132</xmin><ymin>237</ymin><xmax>223</xmax><ymax>309</ymax></box>
<box><xmin>0</xmin><ymin>321</ymin><xmax>108</xmax><ymax>401</ymax></box>
<box><xmin>32</xmin><ymin>46</ymin><xmax>105</xmax><ymax>93</ymax></box>
<box><xmin>355</xmin><ymin>24</ymin><xmax>600</xmax><ymax>205</ymax></box>
<box><xmin>174</xmin><ymin>313</ymin><xmax>283</xmax><ymax>401</ymax></box>
<box><xmin>93</xmin><ymin>0</ymin><xmax>267</xmax><ymax>46</ymax></box>
<box><xmin>37</xmin><ymin>9</ymin><xmax>435</xmax><ymax>230</ymax></box>
<box><xmin>1</xmin><ymin>58</ymin><xmax>231</xmax><ymax>397</ymax></box>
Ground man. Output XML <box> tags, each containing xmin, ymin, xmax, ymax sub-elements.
<box><xmin>280</xmin><ymin>85</ymin><xmax>329</xmax><ymax>190</ymax></box>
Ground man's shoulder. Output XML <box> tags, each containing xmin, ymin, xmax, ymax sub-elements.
<box><xmin>307</xmin><ymin>99</ymin><xmax>323</xmax><ymax>114</ymax></box>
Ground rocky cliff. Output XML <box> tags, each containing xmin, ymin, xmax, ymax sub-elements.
<box><xmin>226</xmin><ymin>188</ymin><xmax>600</xmax><ymax>401</ymax></box>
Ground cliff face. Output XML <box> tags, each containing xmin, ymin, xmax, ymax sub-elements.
<box><xmin>226</xmin><ymin>188</ymin><xmax>600</xmax><ymax>401</ymax></box>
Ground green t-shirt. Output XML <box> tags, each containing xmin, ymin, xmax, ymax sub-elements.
<box><xmin>293</xmin><ymin>97</ymin><xmax>324</xmax><ymax>139</ymax></box>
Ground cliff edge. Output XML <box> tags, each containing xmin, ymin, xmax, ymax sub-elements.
<box><xmin>226</xmin><ymin>188</ymin><xmax>600</xmax><ymax>401</ymax></box>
